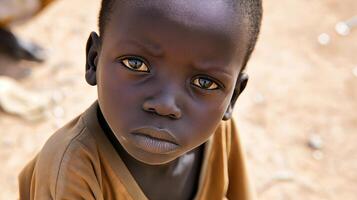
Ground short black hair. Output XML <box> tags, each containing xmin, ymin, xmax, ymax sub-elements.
<box><xmin>98</xmin><ymin>0</ymin><xmax>262</xmax><ymax>70</ymax></box>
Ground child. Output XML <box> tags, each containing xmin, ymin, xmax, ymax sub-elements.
<box><xmin>18</xmin><ymin>0</ymin><xmax>262</xmax><ymax>199</ymax></box>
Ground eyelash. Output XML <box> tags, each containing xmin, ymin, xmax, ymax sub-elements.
<box><xmin>192</xmin><ymin>76</ymin><xmax>221</xmax><ymax>90</ymax></box>
<box><xmin>119</xmin><ymin>56</ymin><xmax>150</xmax><ymax>72</ymax></box>
<box><xmin>118</xmin><ymin>56</ymin><xmax>222</xmax><ymax>90</ymax></box>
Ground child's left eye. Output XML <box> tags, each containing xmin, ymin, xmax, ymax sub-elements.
<box><xmin>192</xmin><ymin>77</ymin><xmax>220</xmax><ymax>90</ymax></box>
<box><xmin>121</xmin><ymin>57</ymin><xmax>149</xmax><ymax>72</ymax></box>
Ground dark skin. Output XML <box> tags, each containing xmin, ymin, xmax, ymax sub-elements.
<box><xmin>86</xmin><ymin>1</ymin><xmax>250</xmax><ymax>199</ymax></box>
<box><xmin>97</xmin><ymin>106</ymin><xmax>204</xmax><ymax>199</ymax></box>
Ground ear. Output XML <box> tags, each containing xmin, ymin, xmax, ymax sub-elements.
<box><xmin>222</xmin><ymin>72</ymin><xmax>249</xmax><ymax>120</ymax></box>
<box><xmin>85</xmin><ymin>32</ymin><xmax>100</xmax><ymax>86</ymax></box>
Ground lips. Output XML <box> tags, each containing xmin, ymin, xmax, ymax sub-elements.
<box><xmin>130</xmin><ymin>127</ymin><xmax>180</xmax><ymax>154</ymax></box>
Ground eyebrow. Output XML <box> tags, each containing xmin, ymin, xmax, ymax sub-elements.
<box><xmin>120</xmin><ymin>39</ymin><xmax>164</xmax><ymax>57</ymax></box>
<box><xmin>192</xmin><ymin>61</ymin><xmax>234</xmax><ymax>79</ymax></box>
<box><xmin>118</xmin><ymin>39</ymin><xmax>234</xmax><ymax>79</ymax></box>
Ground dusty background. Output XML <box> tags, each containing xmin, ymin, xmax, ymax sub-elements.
<box><xmin>0</xmin><ymin>0</ymin><xmax>356</xmax><ymax>199</ymax></box>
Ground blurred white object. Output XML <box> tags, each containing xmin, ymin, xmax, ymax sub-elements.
<box><xmin>308</xmin><ymin>134</ymin><xmax>323</xmax><ymax>150</ymax></box>
<box><xmin>335</xmin><ymin>15</ymin><xmax>357</xmax><ymax>36</ymax></box>
<box><xmin>335</xmin><ymin>22</ymin><xmax>350</xmax><ymax>36</ymax></box>
<box><xmin>352</xmin><ymin>66</ymin><xmax>357</xmax><ymax>77</ymax></box>
<box><xmin>317</xmin><ymin>33</ymin><xmax>331</xmax><ymax>45</ymax></box>
<box><xmin>0</xmin><ymin>76</ymin><xmax>50</xmax><ymax>120</ymax></box>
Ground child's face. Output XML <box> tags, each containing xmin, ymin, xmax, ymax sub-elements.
<box><xmin>87</xmin><ymin>0</ymin><xmax>249</xmax><ymax>165</ymax></box>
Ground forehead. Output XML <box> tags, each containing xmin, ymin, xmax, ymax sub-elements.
<box><xmin>123</xmin><ymin>0</ymin><xmax>240</xmax><ymax>32</ymax></box>
<box><xmin>108</xmin><ymin>0</ymin><xmax>246</xmax><ymax>41</ymax></box>
<box><xmin>103</xmin><ymin>0</ymin><xmax>248</xmax><ymax>70</ymax></box>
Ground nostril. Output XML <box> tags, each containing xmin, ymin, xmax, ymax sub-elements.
<box><xmin>148</xmin><ymin>108</ymin><xmax>156</xmax><ymax>112</ymax></box>
<box><xmin>142</xmin><ymin>100</ymin><xmax>181</xmax><ymax>119</ymax></box>
<box><xmin>168</xmin><ymin>114</ymin><xmax>177</xmax><ymax>119</ymax></box>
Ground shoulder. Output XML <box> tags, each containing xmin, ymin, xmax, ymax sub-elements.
<box><xmin>36</xmin><ymin>115</ymin><xmax>94</xmax><ymax>174</ymax></box>
<box><xmin>19</xmin><ymin>111</ymin><xmax>103</xmax><ymax>199</ymax></box>
<box><xmin>214</xmin><ymin>118</ymin><xmax>239</xmax><ymax>155</ymax></box>
<box><xmin>216</xmin><ymin>118</ymin><xmax>238</xmax><ymax>138</ymax></box>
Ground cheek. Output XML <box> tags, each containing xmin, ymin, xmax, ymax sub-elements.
<box><xmin>98</xmin><ymin>62</ymin><xmax>143</xmax><ymax>103</ymax></box>
<box><xmin>190</xmin><ymin>92</ymin><xmax>231</xmax><ymax>120</ymax></box>
<box><xmin>98</xmin><ymin>65</ymin><xmax>122</xmax><ymax>108</ymax></box>
<box><xmin>181</xmin><ymin>96</ymin><xmax>229</xmax><ymax>146</ymax></box>
<box><xmin>97</xmin><ymin>63</ymin><xmax>143</xmax><ymax>129</ymax></box>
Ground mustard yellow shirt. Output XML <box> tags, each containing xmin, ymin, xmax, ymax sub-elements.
<box><xmin>18</xmin><ymin>101</ymin><xmax>255</xmax><ymax>200</ymax></box>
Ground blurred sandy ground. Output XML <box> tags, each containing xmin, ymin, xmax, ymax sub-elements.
<box><xmin>0</xmin><ymin>0</ymin><xmax>356</xmax><ymax>199</ymax></box>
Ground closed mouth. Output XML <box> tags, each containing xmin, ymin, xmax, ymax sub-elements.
<box><xmin>130</xmin><ymin>127</ymin><xmax>180</xmax><ymax>154</ymax></box>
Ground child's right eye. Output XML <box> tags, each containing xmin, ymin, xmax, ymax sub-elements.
<box><xmin>121</xmin><ymin>57</ymin><xmax>150</xmax><ymax>72</ymax></box>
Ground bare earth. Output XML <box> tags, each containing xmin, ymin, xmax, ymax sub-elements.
<box><xmin>0</xmin><ymin>0</ymin><xmax>356</xmax><ymax>199</ymax></box>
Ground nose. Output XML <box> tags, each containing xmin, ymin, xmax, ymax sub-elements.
<box><xmin>142</xmin><ymin>91</ymin><xmax>182</xmax><ymax>119</ymax></box>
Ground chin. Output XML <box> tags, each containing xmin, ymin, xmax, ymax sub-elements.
<box><xmin>129</xmin><ymin>150</ymin><xmax>180</xmax><ymax>166</ymax></box>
